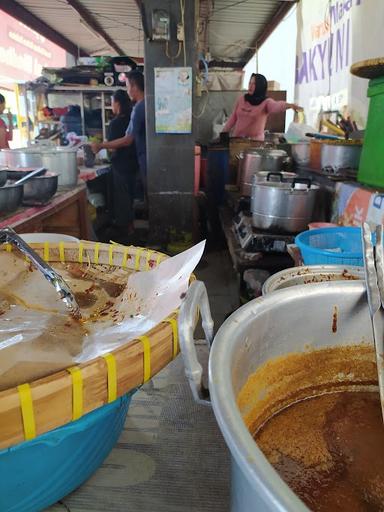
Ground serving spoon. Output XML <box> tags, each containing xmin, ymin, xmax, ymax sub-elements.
<box><xmin>0</xmin><ymin>227</ymin><xmax>81</xmax><ymax>319</ymax></box>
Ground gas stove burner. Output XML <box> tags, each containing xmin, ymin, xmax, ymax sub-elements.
<box><xmin>321</xmin><ymin>166</ymin><xmax>358</xmax><ymax>179</ymax></box>
<box><xmin>233</xmin><ymin>213</ymin><xmax>294</xmax><ymax>253</ymax></box>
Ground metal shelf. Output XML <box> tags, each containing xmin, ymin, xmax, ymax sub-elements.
<box><xmin>48</xmin><ymin>85</ymin><xmax>121</xmax><ymax>93</ymax></box>
<box><xmin>44</xmin><ymin>86</ymin><xmax>116</xmax><ymax>140</ymax></box>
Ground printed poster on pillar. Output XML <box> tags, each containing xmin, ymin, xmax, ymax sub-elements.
<box><xmin>154</xmin><ymin>67</ymin><xmax>192</xmax><ymax>134</ymax></box>
<box><xmin>295</xmin><ymin>0</ymin><xmax>384</xmax><ymax>128</ymax></box>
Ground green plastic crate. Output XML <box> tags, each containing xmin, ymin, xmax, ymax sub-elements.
<box><xmin>357</xmin><ymin>76</ymin><xmax>384</xmax><ymax>188</ymax></box>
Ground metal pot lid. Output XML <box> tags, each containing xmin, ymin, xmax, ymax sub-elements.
<box><xmin>8</xmin><ymin>146</ymin><xmax>78</xmax><ymax>154</ymax></box>
<box><xmin>244</xmin><ymin>148</ymin><xmax>288</xmax><ymax>158</ymax></box>
<box><xmin>253</xmin><ymin>171</ymin><xmax>297</xmax><ymax>179</ymax></box>
<box><xmin>254</xmin><ymin>178</ymin><xmax>319</xmax><ymax>191</ymax></box>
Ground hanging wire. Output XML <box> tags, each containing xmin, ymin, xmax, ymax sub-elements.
<box><xmin>180</xmin><ymin>0</ymin><xmax>187</xmax><ymax>67</ymax></box>
<box><xmin>193</xmin><ymin>90</ymin><xmax>210</xmax><ymax>119</ymax></box>
<box><xmin>165</xmin><ymin>41</ymin><xmax>182</xmax><ymax>63</ymax></box>
<box><xmin>208</xmin><ymin>0</ymin><xmax>249</xmax><ymax>18</ymax></box>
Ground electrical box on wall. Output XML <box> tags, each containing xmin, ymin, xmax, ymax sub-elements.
<box><xmin>152</xmin><ymin>9</ymin><xmax>170</xmax><ymax>41</ymax></box>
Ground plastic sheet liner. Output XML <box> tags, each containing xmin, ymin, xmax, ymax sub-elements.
<box><xmin>0</xmin><ymin>241</ymin><xmax>205</xmax><ymax>390</ymax></box>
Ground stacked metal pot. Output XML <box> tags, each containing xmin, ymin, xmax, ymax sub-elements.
<box><xmin>237</xmin><ymin>147</ymin><xmax>319</xmax><ymax>234</ymax></box>
<box><xmin>251</xmin><ymin>174</ymin><xmax>319</xmax><ymax>233</ymax></box>
<box><xmin>0</xmin><ymin>146</ymin><xmax>79</xmax><ymax>187</ymax></box>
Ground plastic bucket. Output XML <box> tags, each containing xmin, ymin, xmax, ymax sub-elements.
<box><xmin>0</xmin><ymin>392</ymin><xmax>133</xmax><ymax>512</ymax></box>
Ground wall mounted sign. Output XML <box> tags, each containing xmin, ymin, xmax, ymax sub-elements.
<box><xmin>154</xmin><ymin>67</ymin><xmax>192</xmax><ymax>134</ymax></box>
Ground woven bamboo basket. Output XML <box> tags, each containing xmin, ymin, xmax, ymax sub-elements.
<box><xmin>0</xmin><ymin>240</ymin><xmax>183</xmax><ymax>450</ymax></box>
<box><xmin>350</xmin><ymin>57</ymin><xmax>384</xmax><ymax>79</ymax></box>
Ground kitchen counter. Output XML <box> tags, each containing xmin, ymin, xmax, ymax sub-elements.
<box><xmin>0</xmin><ymin>183</ymin><xmax>92</xmax><ymax>239</ymax></box>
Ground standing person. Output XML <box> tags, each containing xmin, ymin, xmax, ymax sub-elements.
<box><xmin>107</xmin><ymin>89</ymin><xmax>138</xmax><ymax>238</ymax></box>
<box><xmin>0</xmin><ymin>94</ymin><xmax>13</xmax><ymax>149</ymax></box>
<box><xmin>91</xmin><ymin>70</ymin><xmax>147</xmax><ymax>198</ymax></box>
<box><xmin>222</xmin><ymin>73</ymin><xmax>303</xmax><ymax>141</ymax></box>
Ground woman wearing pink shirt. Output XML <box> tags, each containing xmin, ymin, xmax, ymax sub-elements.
<box><xmin>222</xmin><ymin>73</ymin><xmax>302</xmax><ymax>141</ymax></box>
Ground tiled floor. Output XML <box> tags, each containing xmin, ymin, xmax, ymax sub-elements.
<box><xmin>46</xmin><ymin>249</ymin><xmax>239</xmax><ymax>512</ymax></box>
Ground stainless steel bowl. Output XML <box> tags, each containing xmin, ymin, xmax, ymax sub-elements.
<box><xmin>0</xmin><ymin>184</ymin><xmax>23</xmax><ymax>213</ymax></box>
<box><xmin>22</xmin><ymin>173</ymin><xmax>58</xmax><ymax>205</ymax></box>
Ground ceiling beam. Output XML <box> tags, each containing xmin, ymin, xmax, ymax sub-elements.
<box><xmin>242</xmin><ymin>0</ymin><xmax>298</xmax><ymax>63</ymax></box>
<box><xmin>65</xmin><ymin>0</ymin><xmax>125</xmax><ymax>56</ymax></box>
<box><xmin>0</xmin><ymin>0</ymin><xmax>89</xmax><ymax>56</ymax></box>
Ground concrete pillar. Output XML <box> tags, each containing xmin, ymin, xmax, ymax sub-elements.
<box><xmin>142</xmin><ymin>0</ymin><xmax>196</xmax><ymax>246</ymax></box>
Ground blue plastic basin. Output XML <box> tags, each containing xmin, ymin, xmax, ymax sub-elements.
<box><xmin>0</xmin><ymin>392</ymin><xmax>133</xmax><ymax>512</ymax></box>
<box><xmin>295</xmin><ymin>226</ymin><xmax>366</xmax><ymax>266</ymax></box>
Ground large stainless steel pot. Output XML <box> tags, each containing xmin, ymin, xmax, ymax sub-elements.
<box><xmin>238</xmin><ymin>149</ymin><xmax>290</xmax><ymax>196</ymax></box>
<box><xmin>178</xmin><ymin>280</ymin><xmax>375</xmax><ymax>512</ymax></box>
<box><xmin>262</xmin><ymin>264</ymin><xmax>365</xmax><ymax>295</ymax></box>
<box><xmin>320</xmin><ymin>142</ymin><xmax>362</xmax><ymax>170</ymax></box>
<box><xmin>0</xmin><ymin>147</ymin><xmax>79</xmax><ymax>186</ymax></box>
<box><xmin>251</xmin><ymin>176</ymin><xmax>319</xmax><ymax>233</ymax></box>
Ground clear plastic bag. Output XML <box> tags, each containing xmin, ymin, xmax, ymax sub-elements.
<box><xmin>285</xmin><ymin>122</ymin><xmax>316</xmax><ymax>143</ymax></box>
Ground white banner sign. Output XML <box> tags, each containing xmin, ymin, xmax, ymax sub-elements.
<box><xmin>295</xmin><ymin>0</ymin><xmax>384</xmax><ymax>128</ymax></box>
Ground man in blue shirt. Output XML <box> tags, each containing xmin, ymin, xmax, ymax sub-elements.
<box><xmin>91</xmin><ymin>70</ymin><xmax>146</xmax><ymax>195</ymax></box>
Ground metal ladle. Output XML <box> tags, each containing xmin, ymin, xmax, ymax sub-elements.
<box><xmin>13</xmin><ymin>167</ymin><xmax>47</xmax><ymax>185</ymax></box>
<box><xmin>0</xmin><ymin>227</ymin><xmax>81</xmax><ymax>319</ymax></box>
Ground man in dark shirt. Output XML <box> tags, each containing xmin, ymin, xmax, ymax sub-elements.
<box><xmin>91</xmin><ymin>70</ymin><xmax>146</xmax><ymax>195</ymax></box>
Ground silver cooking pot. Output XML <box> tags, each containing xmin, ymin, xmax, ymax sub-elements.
<box><xmin>290</xmin><ymin>142</ymin><xmax>310</xmax><ymax>167</ymax></box>
<box><xmin>0</xmin><ymin>147</ymin><xmax>79</xmax><ymax>187</ymax></box>
<box><xmin>238</xmin><ymin>148</ymin><xmax>290</xmax><ymax>196</ymax></box>
<box><xmin>178</xmin><ymin>280</ymin><xmax>375</xmax><ymax>512</ymax></box>
<box><xmin>320</xmin><ymin>142</ymin><xmax>362</xmax><ymax>171</ymax></box>
<box><xmin>251</xmin><ymin>175</ymin><xmax>319</xmax><ymax>233</ymax></box>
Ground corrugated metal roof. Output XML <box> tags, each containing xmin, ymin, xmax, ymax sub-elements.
<box><xmin>13</xmin><ymin>0</ymin><xmax>144</xmax><ymax>58</ymax></box>
<box><xmin>9</xmin><ymin>0</ymin><xmax>295</xmax><ymax>63</ymax></box>
<box><xmin>199</xmin><ymin>0</ymin><xmax>296</xmax><ymax>63</ymax></box>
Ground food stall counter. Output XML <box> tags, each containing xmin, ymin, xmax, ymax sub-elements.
<box><xmin>0</xmin><ymin>183</ymin><xmax>92</xmax><ymax>239</ymax></box>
